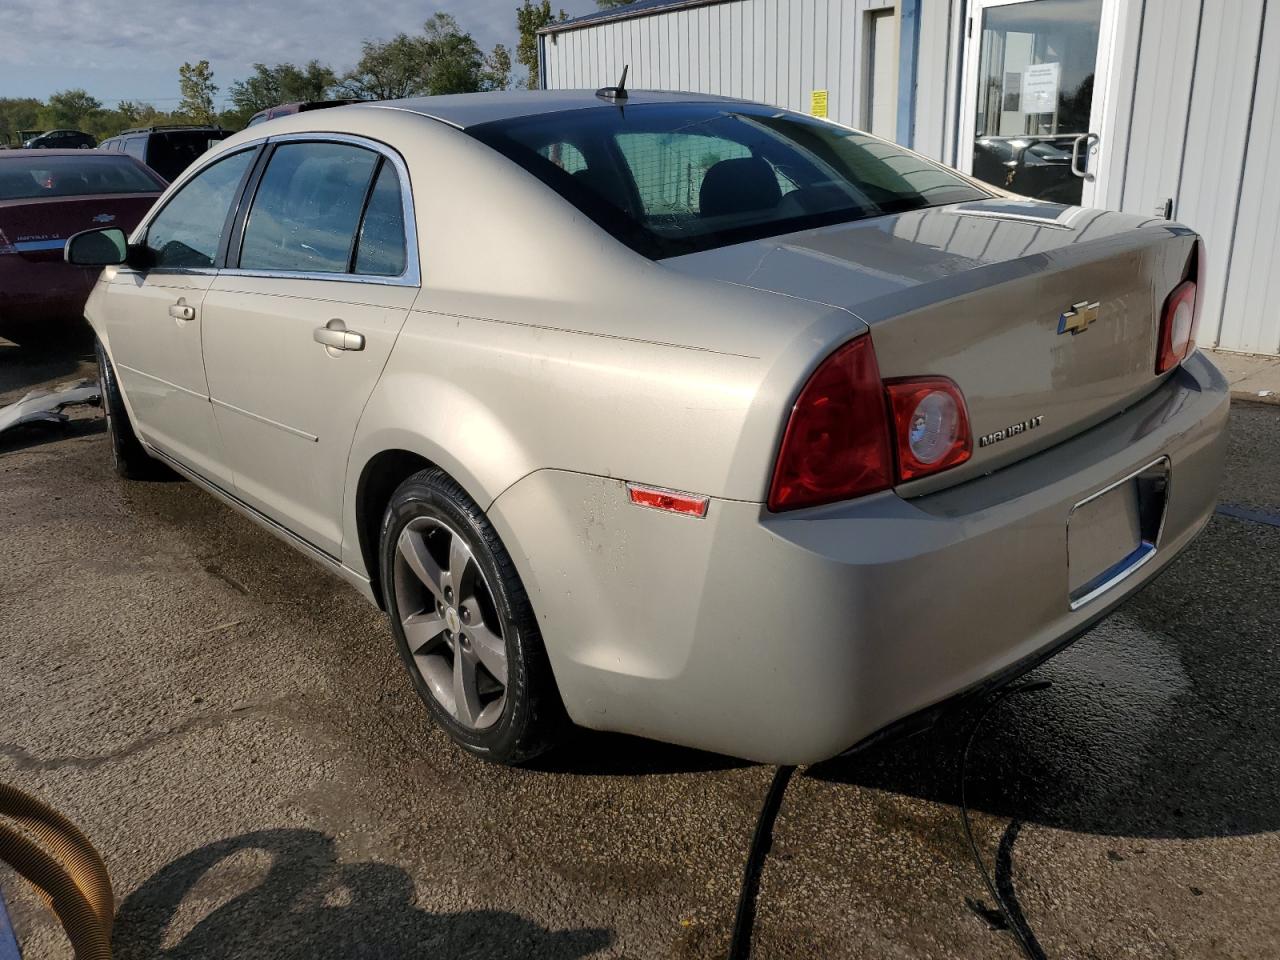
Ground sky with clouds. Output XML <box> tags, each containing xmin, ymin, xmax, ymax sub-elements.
<box><xmin>0</xmin><ymin>0</ymin><xmax>600</xmax><ymax>107</ymax></box>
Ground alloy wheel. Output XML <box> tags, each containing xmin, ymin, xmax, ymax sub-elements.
<box><xmin>392</xmin><ymin>516</ymin><xmax>508</xmax><ymax>730</ymax></box>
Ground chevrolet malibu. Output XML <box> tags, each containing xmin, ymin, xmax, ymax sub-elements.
<box><xmin>66</xmin><ymin>91</ymin><xmax>1228</xmax><ymax>765</ymax></box>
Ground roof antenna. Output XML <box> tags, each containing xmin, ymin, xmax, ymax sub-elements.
<box><xmin>596</xmin><ymin>64</ymin><xmax>629</xmax><ymax>101</ymax></box>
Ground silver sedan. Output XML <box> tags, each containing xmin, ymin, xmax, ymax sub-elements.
<box><xmin>67</xmin><ymin>90</ymin><xmax>1228</xmax><ymax>764</ymax></box>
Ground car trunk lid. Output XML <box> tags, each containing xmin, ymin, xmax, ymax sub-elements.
<box><xmin>666</xmin><ymin>199</ymin><xmax>1199</xmax><ymax>493</ymax></box>
<box><xmin>0</xmin><ymin>193</ymin><xmax>158</xmax><ymax>264</ymax></box>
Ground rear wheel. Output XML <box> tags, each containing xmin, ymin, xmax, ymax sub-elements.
<box><xmin>380</xmin><ymin>468</ymin><xmax>564</xmax><ymax>764</ymax></box>
<box><xmin>95</xmin><ymin>338</ymin><xmax>170</xmax><ymax>480</ymax></box>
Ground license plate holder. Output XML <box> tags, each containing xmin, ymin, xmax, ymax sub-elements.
<box><xmin>1068</xmin><ymin>458</ymin><xmax>1169</xmax><ymax>610</ymax></box>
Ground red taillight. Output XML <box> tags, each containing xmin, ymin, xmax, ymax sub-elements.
<box><xmin>1157</xmin><ymin>279</ymin><xmax>1199</xmax><ymax>374</ymax></box>
<box><xmin>885</xmin><ymin>378</ymin><xmax>972</xmax><ymax>481</ymax></box>
<box><xmin>767</xmin><ymin>336</ymin><xmax>893</xmax><ymax>512</ymax></box>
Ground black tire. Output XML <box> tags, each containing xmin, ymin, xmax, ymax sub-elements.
<box><xmin>379</xmin><ymin>467</ymin><xmax>566</xmax><ymax>764</ymax></box>
<box><xmin>95</xmin><ymin>338</ymin><xmax>171</xmax><ymax>480</ymax></box>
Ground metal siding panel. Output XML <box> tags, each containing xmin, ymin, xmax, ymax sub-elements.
<box><xmin>731</xmin><ymin>2</ymin><xmax>744</xmax><ymax>97</ymax></box>
<box><xmin>786</xmin><ymin>0</ymin><xmax>802</xmax><ymax>110</ymax></box>
<box><xmin>1221</xmin><ymin>0</ymin><xmax>1280</xmax><ymax>353</ymax></box>
<box><xmin>824</xmin><ymin>0</ymin><xmax>843</xmax><ymax>122</ymax></box>
<box><xmin>912</xmin><ymin>1</ymin><xmax>949</xmax><ymax>159</ymax></box>
<box><xmin>1119</xmin><ymin>1</ymin><xmax>1201</xmax><ymax>215</ymax></box>
<box><xmin>1176</xmin><ymin>0</ymin><xmax>1265</xmax><ymax>348</ymax></box>
<box><xmin>764</xmin><ymin>0</ymin><xmax>778</xmax><ymax>104</ymax></box>
<box><xmin>801</xmin><ymin>0</ymin><xmax>815</xmax><ymax>108</ymax></box>
<box><xmin>840</xmin><ymin>0</ymin><xmax>859</xmax><ymax>127</ymax></box>
<box><xmin>813</xmin><ymin>0</ymin><xmax>829</xmax><ymax>105</ymax></box>
<box><xmin>752</xmin><ymin>0</ymin><xmax>769</xmax><ymax>102</ymax></box>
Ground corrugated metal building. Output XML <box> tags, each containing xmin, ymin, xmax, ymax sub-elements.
<box><xmin>539</xmin><ymin>0</ymin><xmax>1280</xmax><ymax>357</ymax></box>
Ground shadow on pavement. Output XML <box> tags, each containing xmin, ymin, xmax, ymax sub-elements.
<box><xmin>809</xmin><ymin>521</ymin><xmax>1280</xmax><ymax>842</ymax></box>
<box><xmin>532</xmin><ymin>728</ymin><xmax>751</xmax><ymax>777</ymax></box>
<box><xmin>0</xmin><ymin>336</ymin><xmax>95</xmax><ymax>401</ymax></box>
<box><xmin>114</xmin><ymin>829</ymin><xmax>613</xmax><ymax>960</ymax></box>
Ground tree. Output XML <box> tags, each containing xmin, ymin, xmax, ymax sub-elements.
<box><xmin>482</xmin><ymin>44</ymin><xmax>514</xmax><ymax>92</ymax></box>
<box><xmin>421</xmin><ymin>13</ymin><xmax>484</xmax><ymax>95</ymax></box>
<box><xmin>517</xmin><ymin>0</ymin><xmax>567</xmax><ymax>90</ymax></box>
<box><xmin>341</xmin><ymin>33</ymin><xmax>432</xmax><ymax>100</ymax></box>
<box><xmin>229</xmin><ymin>60</ymin><xmax>337</xmax><ymax>114</ymax></box>
<box><xmin>178</xmin><ymin>60</ymin><xmax>218</xmax><ymax>125</ymax></box>
<box><xmin>41</xmin><ymin>89</ymin><xmax>103</xmax><ymax>130</ymax></box>
<box><xmin>340</xmin><ymin>16</ymin><xmax>492</xmax><ymax>100</ymax></box>
<box><xmin>0</xmin><ymin>97</ymin><xmax>44</xmax><ymax>143</ymax></box>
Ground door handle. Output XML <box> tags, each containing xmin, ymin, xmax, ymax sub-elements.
<box><xmin>168</xmin><ymin>299</ymin><xmax>196</xmax><ymax>321</ymax></box>
<box><xmin>1071</xmin><ymin>133</ymin><xmax>1099</xmax><ymax>180</ymax></box>
<box><xmin>313</xmin><ymin>319</ymin><xmax>365</xmax><ymax>354</ymax></box>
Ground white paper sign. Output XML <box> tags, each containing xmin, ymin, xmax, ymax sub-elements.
<box><xmin>1021</xmin><ymin>62</ymin><xmax>1061</xmax><ymax>113</ymax></box>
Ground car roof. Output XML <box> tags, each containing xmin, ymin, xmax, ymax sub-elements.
<box><xmin>354</xmin><ymin>88</ymin><xmax>749</xmax><ymax>130</ymax></box>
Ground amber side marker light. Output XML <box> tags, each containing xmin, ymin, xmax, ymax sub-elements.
<box><xmin>627</xmin><ymin>483</ymin><xmax>709</xmax><ymax>518</ymax></box>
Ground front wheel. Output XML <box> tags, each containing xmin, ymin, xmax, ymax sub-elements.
<box><xmin>95</xmin><ymin>338</ymin><xmax>171</xmax><ymax>480</ymax></box>
<box><xmin>379</xmin><ymin>468</ymin><xmax>565</xmax><ymax>764</ymax></box>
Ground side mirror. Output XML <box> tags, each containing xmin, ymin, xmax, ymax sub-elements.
<box><xmin>64</xmin><ymin>228</ymin><xmax>128</xmax><ymax>266</ymax></box>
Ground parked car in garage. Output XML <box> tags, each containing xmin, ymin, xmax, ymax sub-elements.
<box><xmin>67</xmin><ymin>91</ymin><xmax>1227</xmax><ymax>765</ymax></box>
<box><xmin>23</xmin><ymin>129</ymin><xmax>97</xmax><ymax>149</ymax></box>
<box><xmin>98</xmin><ymin>125</ymin><xmax>232</xmax><ymax>184</ymax></box>
<box><xmin>1</xmin><ymin>150</ymin><xmax>164</xmax><ymax>345</ymax></box>
<box><xmin>245</xmin><ymin>99</ymin><xmax>360</xmax><ymax>127</ymax></box>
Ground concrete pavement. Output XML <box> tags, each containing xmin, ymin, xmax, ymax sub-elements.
<box><xmin>2</xmin><ymin>341</ymin><xmax>1278</xmax><ymax>959</ymax></box>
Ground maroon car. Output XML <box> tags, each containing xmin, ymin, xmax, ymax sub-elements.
<box><xmin>0</xmin><ymin>150</ymin><xmax>165</xmax><ymax>345</ymax></box>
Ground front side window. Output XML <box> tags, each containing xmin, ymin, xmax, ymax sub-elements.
<box><xmin>145</xmin><ymin>149</ymin><xmax>255</xmax><ymax>269</ymax></box>
<box><xmin>239</xmin><ymin>142</ymin><xmax>379</xmax><ymax>274</ymax></box>
<box><xmin>470</xmin><ymin>103</ymin><xmax>991</xmax><ymax>259</ymax></box>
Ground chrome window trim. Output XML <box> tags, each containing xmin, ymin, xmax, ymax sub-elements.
<box><xmin>232</xmin><ymin>132</ymin><xmax>420</xmax><ymax>288</ymax></box>
<box><xmin>132</xmin><ymin>131</ymin><xmax>420</xmax><ymax>289</ymax></box>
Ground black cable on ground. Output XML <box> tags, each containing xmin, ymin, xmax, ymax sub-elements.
<box><xmin>958</xmin><ymin>680</ymin><xmax>1053</xmax><ymax>960</ymax></box>
<box><xmin>727</xmin><ymin>764</ymin><xmax>796</xmax><ymax>960</ymax></box>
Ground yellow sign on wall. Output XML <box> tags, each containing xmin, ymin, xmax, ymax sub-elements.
<box><xmin>810</xmin><ymin>90</ymin><xmax>829</xmax><ymax>118</ymax></box>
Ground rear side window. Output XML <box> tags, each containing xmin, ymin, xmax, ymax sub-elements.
<box><xmin>239</xmin><ymin>142</ymin><xmax>379</xmax><ymax>274</ymax></box>
<box><xmin>145</xmin><ymin>149</ymin><xmax>255</xmax><ymax>269</ymax></box>
<box><xmin>353</xmin><ymin>161</ymin><xmax>407</xmax><ymax>276</ymax></box>
<box><xmin>470</xmin><ymin>102</ymin><xmax>990</xmax><ymax>259</ymax></box>
<box><xmin>0</xmin><ymin>155</ymin><xmax>162</xmax><ymax>200</ymax></box>
<box><xmin>123</xmin><ymin>137</ymin><xmax>147</xmax><ymax>161</ymax></box>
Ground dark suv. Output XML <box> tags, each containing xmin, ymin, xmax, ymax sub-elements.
<box><xmin>98</xmin><ymin>125</ymin><xmax>232</xmax><ymax>183</ymax></box>
<box><xmin>23</xmin><ymin>129</ymin><xmax>96</xmax><ymax>149</ymax></box>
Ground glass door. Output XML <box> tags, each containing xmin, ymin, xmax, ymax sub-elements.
<box><xmin>959</xmin><ymin>0</ymin><xmax>1115</xmax><ymax>206</ymax></box>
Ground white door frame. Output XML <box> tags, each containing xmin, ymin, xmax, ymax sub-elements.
<box><xmin>956</xmin><ymin>0</ymin><xmax>1126</xmax><ymax>207</ymax></box>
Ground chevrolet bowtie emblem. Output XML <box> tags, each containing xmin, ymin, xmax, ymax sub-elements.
<box><xmin>1058</xmin><ymin>300</ymin><xmax>1101</xmax><ymax>335</ymax></box>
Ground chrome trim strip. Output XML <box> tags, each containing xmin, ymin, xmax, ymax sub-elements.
<box><xmin>1067</xmin><ymin>456</ymin><xmax>1171</xmax><ymax>612</ymax></box>
<box><xmin>133</xmin><ymin>131</ymin><xmax>420</xmax><ymax>288</ymax></box>
<box><xmin>116</xmin><ymin>363</ymin><xmax>209</xmax><ymax>401</ymax></box>
<box><xmin>210</xmin><ymin>397</ymin><xmax>319</xmax><ymax>443</ymax></box>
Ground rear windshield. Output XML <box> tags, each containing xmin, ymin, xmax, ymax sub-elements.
<box><xmin>469</xmin><ymin>102</ymin><xmax>990</xmax><ymax>259</ymax></box>
<box><xmin>0</xmin><ymin>155</ymin><xmax>163</xmax><ymax>200</ymax></box>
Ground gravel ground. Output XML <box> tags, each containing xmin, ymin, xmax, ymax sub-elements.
<box><xmin>2</xmin><ymin>339</ymin><xmax>1278</xmax><ymax>959</ymax></box>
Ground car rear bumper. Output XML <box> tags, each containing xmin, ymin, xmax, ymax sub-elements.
<box><xmin>489</xmin><ymin>351</ymin><xmax>1229</xmax><ymax>764</ymax></box>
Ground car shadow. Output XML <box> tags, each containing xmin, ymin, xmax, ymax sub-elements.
<box><xmin>808</xmin><ymin>598</ymin><xmax>1280</xmax><ymax>842</ymax></box>
<box><xmin>531</xmin><ymin>728</ymin><xmax>751</xmax><ymax>777</ymax></box>
<box><xmin>0</xmin><ymin>335</ymin><xmax>95</xmax><ymax>401</ymax></box>
<box><xmin>0</xmin><ymin>414</ymin><xmax>103</xmax><ymax>454</ymax></box>
<box><xmin>113</xmin><ymin>828</ymin><xmax>613</xmax><ymax>960</ymax></box>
